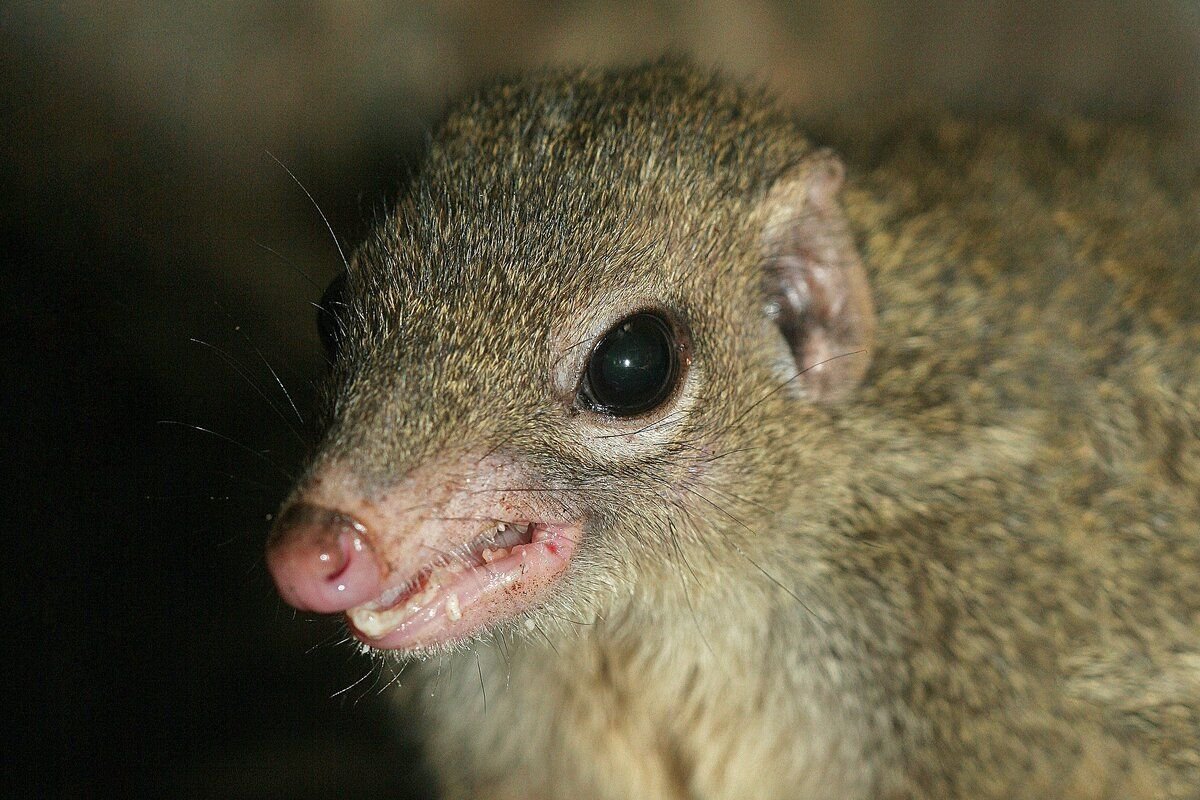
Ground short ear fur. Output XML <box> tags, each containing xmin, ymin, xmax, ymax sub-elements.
<box><xmin>760</xmin><ymin>148</ymin><xmax>876</xmax><ymax>402</ymax></box>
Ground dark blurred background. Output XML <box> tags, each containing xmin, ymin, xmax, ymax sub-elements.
<box><xmin>4</xmin><ymin>2</ymin><xmax>1198</xmax><ymax>798</ymax></box>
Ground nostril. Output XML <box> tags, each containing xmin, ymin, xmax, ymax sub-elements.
<box><xmin>310</xmin><ymin>519</ymin><xmax>361</xmax><ymax>580</ymax></box>
<box><xmin>319</xmin><ymin>528</ymin><xmax>375</xmax><ymax>589</ymax></box>
<box><xmin>319</xmin><ymin>531</ymin><xmax>351</xmax><ymax>580</ymax></box>
<box><xmin>266</xmin><ymin>503</ymin><xmax>383</xmax><ymax>613</ymax></box>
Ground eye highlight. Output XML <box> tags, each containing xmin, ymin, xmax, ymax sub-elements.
<box><xmin>578</xmin><ymin>311</ymin><xmax>681</xmax><ymax>417</ymax></box>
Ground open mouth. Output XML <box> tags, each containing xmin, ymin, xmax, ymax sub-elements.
<box><xmin>346</xmin><ymin>520</ymin><xmax>579</xmax><ymax>651</ymax></box>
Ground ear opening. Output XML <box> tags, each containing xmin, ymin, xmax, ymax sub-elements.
<box><xmin>760</xmin><ymin>148</ymin><xmax>876</xmax><ymax>402</ymax></box>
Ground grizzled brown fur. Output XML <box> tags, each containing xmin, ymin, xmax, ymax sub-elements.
<box><xmin>305</xmin><ymin>61</ymin><xmax>1200</xmax><ymax>798</ymax></box>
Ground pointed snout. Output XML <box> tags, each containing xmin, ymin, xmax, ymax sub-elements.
<box><xmin>266</xmin><ymin>502</ymin><xmax>384</xmax><ymax>613</ymax></box>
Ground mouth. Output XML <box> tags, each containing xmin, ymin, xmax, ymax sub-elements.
<box><xmin>346</xmin><ymin>520</ymin><xmax>579</xmax><ymax>651</ymax></box>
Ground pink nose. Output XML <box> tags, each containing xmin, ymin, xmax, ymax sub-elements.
<box><xmin>266</xmin><ymin>503</ymin><xmax>383</xmax><ymax>613</ymax></box>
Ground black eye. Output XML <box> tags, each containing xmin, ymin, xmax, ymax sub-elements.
<box><xmin>316</xmin><ymin>272</ymin><xmax>348</xmax><ymax>360</ymax></box>
<box><xmin>580</xmin><ymin>312</ymin><xmax>680</xmax><ymax>417</ymax></box>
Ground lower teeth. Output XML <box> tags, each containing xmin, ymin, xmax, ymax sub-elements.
<box><xmin>409</xmin><ymin>583</ymin><xmax>438</xmax><ymax>607</ymax></box>
<box><xmin>352</xmin><ymin>522</ymin><xmax>553</xmax><ymax>637</ymax></box>
<box><xmin>482</xmin><ymin>547</ymin><xmax>510</xmax><ymax>563</ymax></box>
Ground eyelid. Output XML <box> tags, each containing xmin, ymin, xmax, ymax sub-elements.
<box><xmin>317</xmin><ymin>271</ymin><xmax>349</xmax><ymax>359</ymax></box>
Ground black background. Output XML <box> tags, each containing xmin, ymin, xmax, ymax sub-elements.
<box><xmin>5</xmin><ymin>3</ymin><xmax>1197</xmax><ymax>798</ymax></box>
<box><xmin>5</xmin><ymin>22</ymin><xmax>431</xmax><ymax>799</ymax></box>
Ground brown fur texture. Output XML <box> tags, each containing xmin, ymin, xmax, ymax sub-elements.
<box><xmin>308</xmin><ymin>61</ymin><xmax>1200</xmax><ymax>798</ymax></box>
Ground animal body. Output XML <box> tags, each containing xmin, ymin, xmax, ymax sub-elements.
<box><xmin>266</xmin><ymin>61</ymin><xmax>1200</xmax><ymax>798</ymax></box>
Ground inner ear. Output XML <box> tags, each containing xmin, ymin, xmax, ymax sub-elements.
<box><xmin>760</xmin><ymin>148</ymin><xmax>876</xmax><ymax>402</ymax></box>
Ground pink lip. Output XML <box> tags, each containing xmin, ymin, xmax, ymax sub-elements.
<box><xmin>345</xmin><ymin>522</ymin><xmax>580</xmax><ymax>651</ymax></box>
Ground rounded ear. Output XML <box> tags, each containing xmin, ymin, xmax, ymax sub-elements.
<box><xmin>759</xmin><ymin>148</ymin><xmax>876</xmax><ymax>402</ymax></box>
